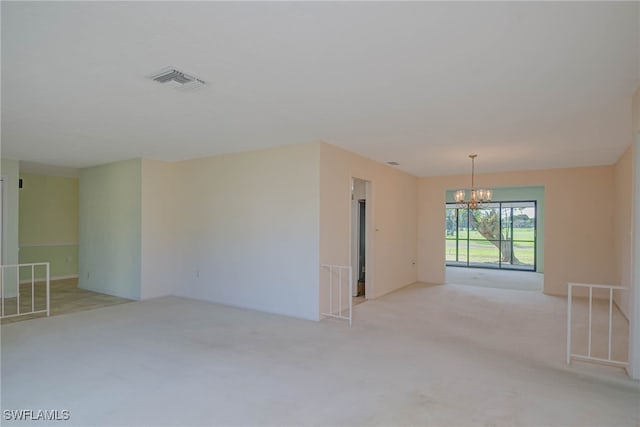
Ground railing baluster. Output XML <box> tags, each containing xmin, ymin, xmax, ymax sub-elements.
<box><xmin>588</xmin><ymin>287</ymin><xmax>593</xmax><ymax>357</ymax></box>
<box><xmin>320</xmin><ymin>264</ymin><xmax>353</xmax><ymax>326</ymax></box>
<box><xmin>329</xmin><ymin>266</ymin><xmax>333</xmax><ymax>316</ymax></box>
<box><xmin>339</xmin><ymin>268</ymin><xmax>342</xmax><ymax>316</ymax></box>
<box><xmin>608</xmin><ymin>288</ymin><xmax>613</xmax><ymax>361</ymax></box>
<box><xmin>31</xmin><ymin>264</ymin><xmax>35</xmax><ymax>313</ymax></box>
<box><xmin>16</xmin><ymin>265</ymin><xmax>20</xmax><ymax>315</ymax></box>
<box><xmin>46</xmin><ymin>263</ymin><xmax>50</xmax><ymax>317</ymax></box>
<box><xmin>0</xmin><ymin>263</ymin><xmax>51</xmax><ymax>320</ymax></box>
<box><xmin>566</xmin><ymin>283</ymin><xmax>572</xmax><ymax>364</ymax></box>
<box><xmin>348</xmin><ymin>267</ymin><xmax>353</xmax><ymax>326</ymax></box>
<box><xmin>1</xmin><ymin>266</ymin><xmax>4</xmax><ymax>318</ymax></box>
<box><xmin>566</xmin><ymin>282</ymin><xmax>628</xmax><ymax>368</ymax></box>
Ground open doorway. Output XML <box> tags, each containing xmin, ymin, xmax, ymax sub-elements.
<box><xmin>351</xmin><ymin>178</ymin><xmax>369</xmax><ymax>305</ymax></box>
<box><xmin>1</xmin><ymin>167</ymin><xmax>133</xmax><ymax>324</ymax></box>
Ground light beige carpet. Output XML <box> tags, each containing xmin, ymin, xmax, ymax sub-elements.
<box><xmin>446</xmin><ymin>266</ymin><xmax>544</xmax><ymax>291</ymax></box>
<box><xmin>2</xmin><ymin>282</ymin><xmax>637</xmax><ymax>426</ymax></box>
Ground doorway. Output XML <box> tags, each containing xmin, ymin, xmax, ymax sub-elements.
<box><xmin>351</xmin><ymin>178</ymin><xmax>369</xmax><ymax>305</ymax></box>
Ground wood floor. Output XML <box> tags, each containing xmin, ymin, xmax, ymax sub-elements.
<box><xmin>1</xmin><ymin>278</ymin><xmax>132</xmax><ymax>324</ymax></box>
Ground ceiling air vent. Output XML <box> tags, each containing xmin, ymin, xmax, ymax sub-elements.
<box><xmin>147</xmin><ymin>67</ymin><xmax>206</xmax><ymax>91</ymax></box>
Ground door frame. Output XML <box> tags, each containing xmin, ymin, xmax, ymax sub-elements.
<box><xmin>350</xmin><ymin>177</ymin><xmax>373</xmax><ymax>299</ymax></box>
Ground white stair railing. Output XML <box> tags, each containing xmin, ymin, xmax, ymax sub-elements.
<box><xmin>1</xmin><ymin>262</ymin><xmax>50</xmax><ymax>319</ymax></box>
<box><xmin>321</xmin><ymin>264</ymin><xmax>352</xmax><ymax>326</ymax></box>
<box><xmin>566</xmin><ymin>282</ymin><xmax>628</xmax><ymax>368</ymax></box>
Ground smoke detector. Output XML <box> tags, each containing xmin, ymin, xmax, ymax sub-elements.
<box><xmin>147</xmin><ymin>67</ymin><xmax>206</xmax><ymax>91</ymax></box>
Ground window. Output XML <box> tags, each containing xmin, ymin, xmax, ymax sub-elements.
<box><xmin>445</xmin><ymin>201</ymin><xmax>536</xmax><ymax>271</ymax></box>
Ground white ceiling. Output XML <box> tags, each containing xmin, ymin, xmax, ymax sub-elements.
<box><xmin>2</xmin><ymin>1</ymin><xmax>639</xmax><ymax>177</ymax></box>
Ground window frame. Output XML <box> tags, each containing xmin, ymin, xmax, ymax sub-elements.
<box><xmin>445</xmin><ymin>200</ymin><xmax>537</xmax><ymax>271</ymax></box>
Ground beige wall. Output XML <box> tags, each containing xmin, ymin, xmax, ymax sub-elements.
<box><xmin>319</xmin><ymin>143</ymin><xmax>418</xmax><ymax>307</ymax></box>
<box><xmin>419</xmin><ymin>166</ymin><xmax>615</xmax><ymax>296</ymax></box>
<box><xmin>629</xmin><ymin>87</ymin><xmax>640</xmax><ymax>379</ymax></box>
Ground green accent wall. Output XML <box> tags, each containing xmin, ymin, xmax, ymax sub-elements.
<box><xmin>446</xmin><ymin>185</ymin><xmax>545</xmax><ymax>272</ymax></box>
<box><xmin>19</xmin><ymin>246</ymin><xmax>78</xmax><ymax>279</ymax></box>
<box><xmin>18</xmin><ymin>173</ymin><xmax>79</xmax><ymax>280</ymax></box>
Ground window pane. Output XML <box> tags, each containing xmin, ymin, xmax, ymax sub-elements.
<box><xmin>445</xmin><ymin>208</ymin><xmax>457</xmax><ymax>239</ymax></box>
<box><xmin>511</xmin><ymin>242</ymin><xmax>535</xmax><ymax>270</ymax></box>
<box><xmin>469</xmin><ymin>207</ymin><xmax>500</xmax><ymax>241</ymax></box>
<box><xmin>513</xmin><ymin>227</ymin><xmax>534</xmax><ymax>242</ymax></box>
<box><xmin>445</xmin><ymin>239</ymin><xmax>457</xmax><ymax>262</ymax></box>
<box><xmin>468</xmin><ymin>239</ymin><xmax>499</xmax><ymax>267</ymax></box>
<box><xmin>513</xmin><ymin>203</ymin><xmax>535</xmax><ymax>242</ymax></box>
<box><xmin>444</xmin><ymin>201</ymin><xmax>536</xmax><ymax>272</ymax></box>
<box><xmin>500</xmin><ymin>207</ymin><xmax>513</xmax><ymax>266</ymax></box>
<box><xmin>457</xmin><ymin>209</ymin><xmax>468</xmax><ymax>238</ymax></box>
<box><xmin>457</xmin><ymin>240</ymin><xmax>468</xmax><ymax>263</ymax></box>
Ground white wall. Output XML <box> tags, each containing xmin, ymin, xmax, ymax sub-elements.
<box><xmin>72</xmin><ymin>143</ymin><xmax>417</xmax><ymax>321</ymax></box>
<box><xmin>320</xmin><ymin>142</ymin><xmax>418</xmax><ymax>310</ymax></box>
<box><xmin>1</xmin><ymin>159</ymin><xmax>20</xmax><ymax>296</ymax></box>
<box><xmin>0</xmin><ymin>159</ymin><xmax>19</xmax><ymax>267</ymax></box>
<box><xmin>172</xmin><ymin>143</ymin><xmax>320</xmax><ymax>320</ymax></box>
<box><xmin>79</xmin><ymin>159</ymin><xmax>142</xmax><ymax>300</ymax></box>
<box><xmin>140</xmin><ymin>159</ymin><xmax>175</xmax><ymax>299</ymax></box>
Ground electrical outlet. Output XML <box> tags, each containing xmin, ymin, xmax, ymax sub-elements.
<box><xmin>87</xmin><ymin>272</ymin><xmax>90</xmax><ymax>279</ymax></box>
<box><xmin>195</xmin><ymin>270</ymin><xmax>199</xmax><ymax>278</ymax></box>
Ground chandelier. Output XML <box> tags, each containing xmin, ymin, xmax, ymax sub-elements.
<box><xmin>455</xmin><ymin>154</ymin><xmax>492</xmax><ymax>209</ymax></box>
